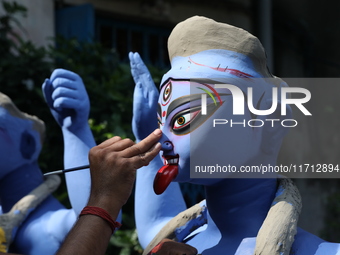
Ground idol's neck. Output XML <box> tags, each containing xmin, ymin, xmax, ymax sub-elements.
<box><xmin>203</xmin><ymin>155</ymin><xmax>279</xmax><ymax>252</ymax></box>
<box><xmin>0</xmin><ymin>161</ymin><xmax>43</xmax><ymax>213</ymax></box>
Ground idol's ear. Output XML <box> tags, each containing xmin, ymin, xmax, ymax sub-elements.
<box><xmin>20</xmin><ymin>130</ymin><xmax>37</xmax><ymax>160</ymax></box>
<box><xmin>261</xmin><ymin>99</ymin><xmax>292</xmax><ymax>155</ymax></box>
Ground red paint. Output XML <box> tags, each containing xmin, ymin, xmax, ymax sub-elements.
<box><xmin>189</xmin><ymin>57</ymin><xmax>253</xmax><ymax>78</ymax></box>
<box><xmin>153</xmin><ymin>165</ymin><xmax>178</xmax><ymax>195</ymax></box>
<box><xmin>162</xmin><ymin>111</ymin><xmax>166</xmax><ymax>117</ymax></box>
<box><xmin>161</xmin><ymin>100</ymin><xmax>171</xmax><ymax>106</ymax></box>
<box><xmin>149</xmin><ymin>242</ymin><xmax>164</xmax><ymax>254</ymax></box>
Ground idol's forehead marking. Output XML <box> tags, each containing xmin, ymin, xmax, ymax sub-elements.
<box><xmin>188</xmin><ymin>57</ymin><xmax>254</xmax><ymax>78</ymax></box>
<box><xmin>160</xmin><ymin>78</ymin><xmax>190</xmax><ymax>91</ymax></box>
<box><xmin>159</xmin><ymin>79</ymin><xmax>230</xmax><ymax>122</ymax></box>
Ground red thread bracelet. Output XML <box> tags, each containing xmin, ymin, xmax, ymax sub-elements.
<box><xmin>80</xmin><ymin>206</ymin><xmax>122</xmax><ymax>233</ymax></box>
<box><xmin>148</xmin><ymin>241</ymin><xmax>164</xmax><ymax>255</ymax></box>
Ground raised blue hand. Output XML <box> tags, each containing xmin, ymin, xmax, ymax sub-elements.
<box><xmin>42</xmin><ymin>69</ymin><xmax>90</xmax><ymax>132</ymax></box>
<box><xmin>129</xmin><ymin>52</ymin><xmax>159</xmax><ymax>142</ymax></box>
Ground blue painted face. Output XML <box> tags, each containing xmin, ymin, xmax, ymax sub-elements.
<box><xmin>0</xmin><ymin>106</ymin><xmax>41</xmax><ymax>178</ymax></box>
<box><xmin>157</xmin><ymin>80</ymin><xmax>263</xmax><ymax>184</ymax></box>
<box><xmin>154</xmin><ymin>50</ymin><xmax>284</xmax><ymax>192</ymax></box>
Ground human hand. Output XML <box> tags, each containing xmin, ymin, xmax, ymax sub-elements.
<box><xmin>149</xmin><ymin>239</ymin><xmax>198</xmax><ymax>255</ymax></box>
<box><xmin>87</xmin><ymin>129</ymin><xmax>162</xmax><ymax>218</ymax></box>
<box><xmin>42</xmin><ymin>69</ymin><xmax>90</xmax><ymax>132</ymax></box>
<box><xmin>129</xmin><ymin>52</ymin><xmax>159</xmax><ymax>142</ymax></box>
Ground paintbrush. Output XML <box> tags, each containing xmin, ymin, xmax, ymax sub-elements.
<box><xmin>43</xmin><ymin>165</ymin><xmax>90</xmax><ymax>176</ymax></box>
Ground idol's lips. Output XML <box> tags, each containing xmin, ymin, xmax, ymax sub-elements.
<box><xmin>153</xmin><ymin>154</ymin><xmax>179</xmax><ymax>195</ymax></box>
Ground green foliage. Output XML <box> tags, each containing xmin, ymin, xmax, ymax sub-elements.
<box><xmin>110</xmin><ymin>229</ymin><xmax>143</xmax><ymax>255</ymax></box>
<box><xmin>108</xmin><ymin>213</ymin><xmax>143</xmax><ymax>255</ymax></box>
<box><xmin>48</xmin><ymin>36</ymin><xmax>135</xmax><ymax>142</ymax></box>
<box><xmin>0</xmin><ymin>0</ymin><xmax>61</xmax><ymax>175</ymax></box>
<box><xmin>2</xmin><ymin>0</ymin><xmax>26</xmax><ymax>15</ymax></box>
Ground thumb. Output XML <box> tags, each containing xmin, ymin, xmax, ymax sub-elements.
<box><xmin>42</xmin><ymin>78</ymin><xmax>54</xmax><ymax>109</ymax></box>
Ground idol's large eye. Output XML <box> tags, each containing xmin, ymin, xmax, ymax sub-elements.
<box><xmin>173</xmin><ymin>112</ymin><xmax>191</xmax><ymax>130</ymax></box>
<box><xmin>163</xmin><ymin>82</ymin><xmax>172</xmax><ymax>102</ymax></box>
<box><xmin>170</xmin><ymin>100</ymin><xmax>224</xmax><ymax>135</ymax></box>
<box><xmin>172</xmin><ymin>108</ymin><xmax>200</xmax><ymax>132</ymax></box>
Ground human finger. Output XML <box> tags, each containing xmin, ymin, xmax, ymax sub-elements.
<box><xmin>123</xmin><ymin>129</ymin><xmax>162</xmax><ymax>157</ymax></box>
<box><xmin>97</xmin><ymin>136</ymin><xmax>122</xmax><ymax>148</ymax></box>
<box><xmin>110</xmin><ymin>138</ymin><xmax>135</xmax><ymax>152</ymax></box>
<box><xmin>131</xmin><ymin>142</ymin><xmax>161</xmax><ymax>168</ymax></box>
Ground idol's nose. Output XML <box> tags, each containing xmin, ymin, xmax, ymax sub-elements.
<box><xmin>162</xmin><ymin>140</ymin><xmax>173</xmax><ymax>151</ymax></box>
<box><xmin>159</xmin><ymin>134</ymin><xmax>174</xmax><ymax>151</ymax></box>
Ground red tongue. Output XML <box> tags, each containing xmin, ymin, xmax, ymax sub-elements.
<box><xmin>153</xmin><ymin>164</ymin><xmax>178</xmax><ymax>195</ymax></box>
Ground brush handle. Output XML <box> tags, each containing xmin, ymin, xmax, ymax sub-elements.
<box><xmin>43</xmin><ymin>165</ymin><xmax>90</xmax><ymax>176</ymax></box>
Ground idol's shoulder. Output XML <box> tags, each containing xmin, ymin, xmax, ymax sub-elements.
<box><xmin>233</xmin><ymin>228</ymin><xmax>340</xmax><ymax>255</ymax></box>
<box><xmin>291</xmin><ymin>228</ymin><xmax>340</xmax><ymax>255</ymax></box>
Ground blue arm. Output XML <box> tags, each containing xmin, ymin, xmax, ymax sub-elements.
<box><xmin>129</xmin><ymin>52</ymin><xmax>186</xmax><ymax>247</ymax></box>
<box><xmin>42</xmin><ymin>69</ymin><xmax>95</xmax><ymax>215</ymax></box>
